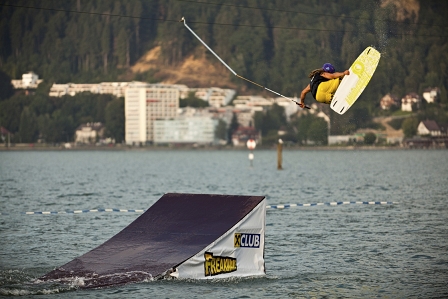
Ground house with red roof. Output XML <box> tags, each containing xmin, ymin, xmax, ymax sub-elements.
<box><xmin>231</xmin><ymin>126</ymin><xmax>260</xmax><ymax>147</ymax></box>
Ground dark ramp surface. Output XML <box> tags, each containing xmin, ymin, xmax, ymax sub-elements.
<box><xmin>40</xmin><ymin>193</ymin><xmax>265</xmax><ymax>288</ymax></box>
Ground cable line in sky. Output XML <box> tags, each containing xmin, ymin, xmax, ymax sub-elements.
<box><xmin>174</xmin><ymin>0</ymin><xmax>448</xmax><ymax>29</ymax></box>
<box><xmin>0</xmin><ymin>2</ymin><xmax>446</xmax><ymax>38</ymax></box>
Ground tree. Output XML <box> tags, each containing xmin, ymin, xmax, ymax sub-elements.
<box><xmin>227</xmin><ymin>112</ymin><xmax>239</xmax><ymax>145</ymax></box>
<box><xmin>215</xmin><ymin>119</ymin><xmax>227</xmax><ymax>142</ymax></box>
<box><xmin>1</xmin><ymin>0</ymin><xmax>447</xmax><ymax>143</ymax></box>
<box><xmin>46</xmin><ymin>110</ymin><xmax>75</xmax><ymax>143</ymax></box>
<box><xmin>253</xmin><ymin>111</ymin><xmax>264</xmax><ymax>135</ymax></box>
<box><xmin>37</xmin><ymin>114</ymin><xmax>51</xmax><ymax>142</ymax></box>
<box><xmin>254</xmin><ymin>104</ymin><xmax>286</xmax><ymax>136</ymax></box>
<box><xmin>266</xmin><ymin>104</ymin><xmax>286</xmax><ymax>132</ymax></box>
<box><xmin>308</xmin><ymin>117</ymin><xmax>328</xmax><ymax>145</ymax></box>
<box><xmin>95</xmin><ymin>94</ymin><xmax>113</xmax><ymax>123</ymax></box>
<box><xmin>364</xmin><ymin>132</ymin><xmax>377</xmax><ymax>145</ymax></box>
<box><xmin>101</xmin><ymin>24</ymin><xmax>111</xmax><ymax>74</ymax></box>
<box><xmin>30</xmin><ymin>94</ymin><xmax>54</xmax><ymax>116</ymax></box>
<box><xmin>105</xmin><ymin>97</ymin><xmax>124</xmax><ymax>143</ymax></box>
<box><xmin>116</xmin><ymin>28</ymin><xmax>130</xmax><ymax>68</ymax></box>
<box><xmin>18</xmin><ymin>107</ymin><xmax>38</xmax><ymax>143</ymax></box>
<box><xmin>1</xmin><ymin>0</ymin><xmax>447</xmax><ymax>104</ymax></box>
<box><xmin>179</xmin><ymin>92</ymin><xmax>209</xmax><ymax>108</ymax></box>
<box><xmin>292</xmin><ymin>114</ymin><xmax>313</xmax><ymax>145</ymax></box>
<box><xmin>0</xmin><ymin>70</ymin><xmax>14</xmax><ymax>101</ymax></box>
<box><xmin>0</xmin><ymin>95</ymin><xmax>32</xmax><ymax>133</ymax></box>
<box><xmin>351</xmin><ymin>104</ymin><xmax>372</xmax><ymax>129</ymax></box>
<box><xmin>402</xmin><ymin>117</ymin><xmax>419</xmax><ymax>138</ymax></box>
<box><xmin>330</xmin><ymin>109</ymin><xmax>357</xmax><ymax>135</ymax></box>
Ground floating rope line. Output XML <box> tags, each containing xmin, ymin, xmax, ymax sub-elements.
<box><xmin>0</xmin><ymin>201</ymin><xmax>397</xmax><ymax>215</ymax></box>
<box><xmin>266</xmin><ymin>201</ymin><xmax>398</xmax><ymax>209</ymax></box>
<box><xmin>0</xmin><ymin>209</ymin><xmax>146</xmax><ymax>216</ymax></box>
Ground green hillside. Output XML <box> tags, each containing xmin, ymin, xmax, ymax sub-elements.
<box><xmin>1</xmin><ymin>0</ymin><xmax>447</xmax><ymax>94</ymax></box>
<box><xmin>1</xmin><ymin>0</ymin><xmax>448</xmax><ymax>142</ymax></box>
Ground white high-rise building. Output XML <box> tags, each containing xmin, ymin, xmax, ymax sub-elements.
<box><xmin>125</xmin><ymin>83</ymin><xmax>179</xmax><ymax>145</ymax></box>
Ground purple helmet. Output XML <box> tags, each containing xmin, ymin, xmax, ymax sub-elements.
<box><xmin>322</xmin><ymin>63</ymin><xmax>335</xmax><ymax>73</ymax></box>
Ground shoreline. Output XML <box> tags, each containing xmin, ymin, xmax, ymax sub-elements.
<box><xmin>0</xmin><ymin>144</ymin><xmax>445</xmax><ymax>151</ymax></box>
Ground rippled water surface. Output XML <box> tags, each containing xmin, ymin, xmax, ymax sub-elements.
<box><xmin>0</xmin><ymin>149</ymin><xmax>447</xmax><ymax>298</ymax></box>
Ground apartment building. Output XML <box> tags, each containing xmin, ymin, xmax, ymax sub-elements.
<box><xmin>233</xmin><ymin>95</ymin><xmax>299</xmax><ymax>124</ymax></box>
<box><xmin>11</xmin><ymin>72</ymin><xmax>43</xmax><ymax>89</ymax></box>
<box><xmin>125</xmin><ymin>83</ymin><xmax>179</xmax><ymax>145</ymax></box>
<box><xmin>49</xmin><ymin>82</ymin><xmax>131</xmax><ymax>97</ymax></box>
<box><xmin>153</xmin><ymin>117</ymin><xmax>218</xmax><ymax>144</ymax></box>
<box><xmin>180</xmin><ymin>87</ymin><xmax>236</xmax><ymax>108</ymax></box>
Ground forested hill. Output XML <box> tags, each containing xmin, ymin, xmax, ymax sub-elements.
<box><xmin>1</xmin><ymin>0</ymin><xmax>448</xmax><ymax>106</ymax></box>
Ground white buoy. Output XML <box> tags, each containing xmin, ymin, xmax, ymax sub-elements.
<box><xmin>246</xmin><ymin>139</ymin><xmax>256</xmax><ymax>150</ymax></box>
<box><xmin>247</xmin><ymin>139</ymin><xmax>256</xmax><ymax>167</ymax></box>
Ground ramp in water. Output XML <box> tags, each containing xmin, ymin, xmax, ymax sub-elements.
<box><xmin>40</xmin><ymin>193</ymin><xmax>266</xmax><ymax>288</ymax></box>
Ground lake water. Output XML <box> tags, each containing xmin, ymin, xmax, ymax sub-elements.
<box><xmin>0</xmin><ymin>149</ymin><xmax>447</xmax><ymax>298</ymax></box>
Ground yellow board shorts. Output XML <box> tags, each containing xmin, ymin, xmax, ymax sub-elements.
<box><xmin>315</xmin><ymin>78</ymin><xmax>341</xmax><ymax>104</ymax></box>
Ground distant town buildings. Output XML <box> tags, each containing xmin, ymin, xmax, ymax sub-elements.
<box><xmin>328</xmin><ymin>135</ymin><xmax>364</xmax><ymax>145</ymax></box>
<box><xmin>75</xmin><ymin>122</ymin><xmax>105</xmax><ymax>144</ymax></box>
<box><xmin>234</xmin><ymin>108</ymin><xmax>254</xmax><ymax>128</ymax></box>
<box><xmin>380</xmin><ymin>94</ymin><xmax>400</xmax><ymax>110</ymax></box>
<box><xmin>233</xmin><ymin>95</ymin><xmax>268</xmax><ymax>110</ymax></box>
<box><xmin>49</xmin><ymin>81</ymin><xmax>236</xmax><ymax>109</ymax></box>
<box><xmin>11</xmin><ymin>72</ymin><xmax>43</xmax><ymax>89</ymax></box>
<box><xmin>231</xmin><ymin>126</ymin><xmax>260</xmax><ymax>146</ymax></box>
<box><xmin>153</xmin><ymin>117</ymin><xmax>218</xmax><ymax>144</ymax></box>
<box><xmin>417</xmin><ymin>120</ymin><xmax>444</xmax><ymax>136</ymax></box>
<box><xmin>234</xmin><ymin>95</ymin><xmax>299</xmax><ymax>115</ymax></box>
<box><xmin>401</xmin><ymin>93</ymin><xmax>421</xmax><ymax>112</ymax></box>
<box><xmin>180</xmin><ymin>106</ymin><xmax>234</xmax><ymax>126</ymax></box>
<box><xmin>233</xmin><ymin>95</ymin><xmax>299</xmax><ymax>121</ymax></box>
<box><xmin>49</xmin><ymin>82</ymin><xmax>131</xmax><ymax>98</ymax></box>
<box><xmin>122</xmin><ymin>87</ymin><xmax>299</xmax><ymax>145</ymax></box>
<box><xmin>46</xmin><ymin>79</ymin><xmax>239</xmax><ymax>145</ymax></box>
<box><xmin>124</xmin><ymin>83</ymin><xmax>179</xmax><ymax>145</ymax></box>
<box><xmin>10</xmin><ymin>71</ymin><xmax>446</xmax><ymax>148</ymax></box>
<box><xmin>422</xmin><ymin>87</ymin><xmax>440</xmax><ymax>104</ymax></box>
<box><xmin>185</xmin><ymin>87</ymin><xmax>236</xmax><ymax>108</ymax></box>
<box><xmin>0</xmin><ymin>126</ymin><xmax>12</xmax><ymax>146</ymax></box>
<box><xmin>49</xmin><ymin>82</ymin><xmax>190</xmax><ymax>98</ymax></box>
<box><xmin>379</xmin><ymin>87</ymin><xmax>441</xmax><ymax>112</ymax></box>
<box><xmin>402</xmin><ymin>120</ymin><xmax>448</xmax><ymax>148</ymax></box>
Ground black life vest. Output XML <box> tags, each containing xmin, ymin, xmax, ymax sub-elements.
<box><xmin>310</xmin><ymin>73</ymin><xmax>329</xmax><ymax>100</ymax></box>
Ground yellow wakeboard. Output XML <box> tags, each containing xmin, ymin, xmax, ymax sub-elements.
<box><xmin>331</xmin><ymin>47</ymin><xmax>381</xmax><ymax>115</ymax></box>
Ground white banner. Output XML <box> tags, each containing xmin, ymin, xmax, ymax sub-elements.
<box><xmin>172</xmin><ymin>199</ymin><xmax>266</xmax><ymax>279</ymax></box>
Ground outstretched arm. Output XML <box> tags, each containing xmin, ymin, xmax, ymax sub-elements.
<box><xmin>298</xmin><ymin>84</ymin><xmax>311</xmax><ymax>108</ymax></box>
<box><xmin>321</xmin><ymin>70</ymin><xmax>350</xmax><ymax>79</ymax></box>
